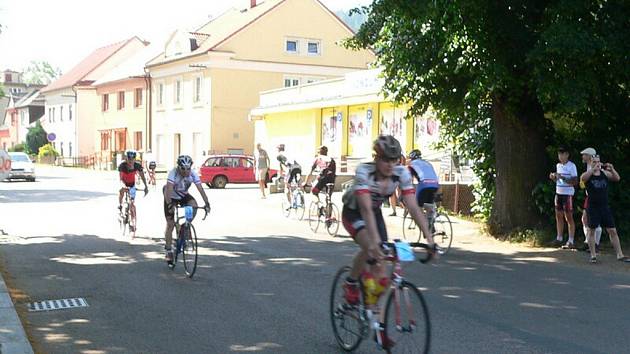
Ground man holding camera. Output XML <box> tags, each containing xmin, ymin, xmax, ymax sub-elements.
<box><xmin>549</xmin><ymin>147</ymin><xmax>578</xmax><ymax>248</ymax></box>
<box><xmin>580</xmin><ymin>155</ymin><xmax>629</xmax><ymax>263</ymax></box>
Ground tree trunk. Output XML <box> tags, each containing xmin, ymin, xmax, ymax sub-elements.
<box><xmin>489</xmin><ymin>96</ymin><xmax>548</xmax><ymax>235</ymax></box>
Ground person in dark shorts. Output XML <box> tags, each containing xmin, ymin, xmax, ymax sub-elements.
<box><xmin>305</xmin><ymin>145</ymin><xmax>336</xmax><ymax>199</ymax></box>
<box><xmin>276</xmin><ymin>144</ymin><xmax>302</xmax><ymax>206</ymax></box>
<box><xmin>407</xmin><ymin>149</ymin><xmax>440</xmax><ymax>221</ymax></box>
<box><xmin>580</xmin><ymin>155</ymin><xmax>629</xmax><ymax>264</ymax></box>
<box><xmin>549</xmin><ymin>147</ymin><xmax>578</xmax><ymax>248</ymax></box>
<box><xmin>118</xmin><ymin>150</ymin><xmax>148</xmax><ymax>210</ymax></box>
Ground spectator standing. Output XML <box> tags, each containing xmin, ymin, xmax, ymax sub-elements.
<box><xmin>579</xmin><ymin>147</ymin><xmax>602</xmax><ymax>252</ymax></box>
<box><xmin>580</xmin><ymin>155</ymin><xmax>629</xmax><ymax>263</ymax></box>
<box><xmin>549</xmin><ymin>147</ymin><xmax>578</xmax><ymax>248</ymax></box>
<box><xmin>255</xmin><ymin>143</ymin><xmax>270</xmax><ymax>199</ymax></box>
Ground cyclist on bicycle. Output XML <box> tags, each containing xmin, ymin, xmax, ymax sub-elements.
<box><xmin>277</xmin><ymin>144</ymin><xmax>302</xmax><ymax>207</ymax></box>
<box><xmin>118</xmin><ymin>150</ymin><xmax>148</xmax><ymax>211</ymax></box>
<box><xmin>305</xmin><ymin>145</ymin><xmax>336</xmax><ymax>199</ymax></box>
<box><xmin>341</xmin><ymin>136</ymin><xmax>436</xmax><ymax>307</ymax></box>
<box><xmin>408</xmin><ymin>149</ymin><xmax>440</xmax><ymax>227</ymax></box>
<box><xmin>163</xmin><ymin>155</ymin><xmax>211</xmax><ymax>263</ymax></box>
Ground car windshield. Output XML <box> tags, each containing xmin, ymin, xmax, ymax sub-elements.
<box><xmin>10</xmin><ymin>154</ymin><xmax>29</xmax><ymax>162</ymax></box>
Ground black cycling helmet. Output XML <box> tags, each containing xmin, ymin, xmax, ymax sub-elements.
<box><xmin>409</xmin><ymin>149</ymin><xmax>422</xmax><ymax>160</ymax></box>
<box><xmin>177</xmin><ymin>155</ymin><xmax>193</xmax><ymax>169</ymax></box>
<box><xmin>373</xmin><ymin>135</ymin><xmax>402</xmax><ymax>160</ymax></box>
<box><xmin>319</xmin><ymin>145</ymin><xmax>328</xmax><ymax>155</ymax></box>
<box><xmin>125</xmin><ymin>150</ymin><xmax>137</xmax><ymax>159</ymax></box>
<box><xmin>277</xmin><ymin>144</ymin><xmax>285</xmax><ymax>151</ymax></box>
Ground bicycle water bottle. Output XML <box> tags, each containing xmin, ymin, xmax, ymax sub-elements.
<box><xmin>129</xmin><ymin>187</ymin><xmax>137</xmax><ymax>199</ymax></box>
<box><xmin>184</xmin><ymin>206</ymin><xmax>194</xmax><ymax>222</ymax></box>
<box><xmin>362</xmin><ymin>272</ymin><xmax>378</xmax><ymax>305</ymax></box>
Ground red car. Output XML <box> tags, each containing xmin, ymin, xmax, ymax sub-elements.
<box><xmin>199</xmin><ymin>154</ymin><xmax>278</xmax><ymax>188</ymax></box>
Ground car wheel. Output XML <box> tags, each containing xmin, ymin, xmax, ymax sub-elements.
<box><xmin>29</xmin><ymin>177</ymin><xmax>36</xmax><ymax>182</ymax></box>
<box><xmin>213</xmin><ymin>176</ymin><xmax>228</xmax><ymax>189</ymax></box>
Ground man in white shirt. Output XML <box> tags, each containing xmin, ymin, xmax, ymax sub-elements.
<box><xmin>549</xmin><ymin>147</ymin><xmax>578</xmax><ymax>248</ymax></box>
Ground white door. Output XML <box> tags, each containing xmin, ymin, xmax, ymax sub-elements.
<box><xmin>156</xmin><ymin>134</ymin><xmax>166</xmax><ymax>167</ymax></box>
<box><xmin>192</xmin><ymin>132</ymin><xmax>202</xmax><ymax>165</ymax></box>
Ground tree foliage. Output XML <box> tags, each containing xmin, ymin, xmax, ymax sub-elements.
<box><xmin>26</xmin><ymin>121</ymin><xmax>48</xmax><ymax>155</ymax></box>
<box><xmin>22</xmin><ymin>61</ymin><xmax>62</xmax><ymax>85</ymax></box>
<box><xmin>349</xmin><ymin>0</ymin><xmax>630</xmax><ymax>236</ymax></box>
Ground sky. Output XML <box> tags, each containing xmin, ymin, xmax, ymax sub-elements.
<box><xmin>0</xmin><ymin>0</ymin><xmax>372</xmax><ymax>74</ymax></box>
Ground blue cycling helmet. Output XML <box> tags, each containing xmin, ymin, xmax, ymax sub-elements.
<box><xmin>125</xmin><ymin>150</ymin><xmax>137</xmax><ymax>159</ymax></box>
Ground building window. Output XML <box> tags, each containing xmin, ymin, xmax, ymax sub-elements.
<box><xmin>193</xmin><ymin>77</ymin><xmax>202</xmax><ymax>103</ymax></box>
<box><xmin>307</xmin><ymin>41</ymin><xmax>321</xmax><ymax>55</ymax></box>
<box><xmin>4</xmin><ymin>73</ymin><xmax>11</xmax><ymax>82</ymax></box>
<box><xmin>69</xmin><ymin>105</ymin><xmax>73</xmax><ymax>121</ymax></box>
<box><xmin>134</xmin><ymin>88</ymin><xmax>143</xmax><ymax>108</ymax></box>
<box><xmin>117</xmin><ymin>91</ymin><xmax>125</xmax><ymax>110</ymax></box>
<box><xmin>284</xmin><ymin>77</ymin><xmax>300</xmax><ymax>87</ymax></box>
<box><xmin>52</xmin><ymin>107</ymin><xmax>55</xmax><ymax>122</ymax></box>
<box><xmin>134</xmin><ymin>131</ymin><xmax>143</xmax><ymax>151</ymax></box>
<box><xmin>20</xmin><ymin>111</ymin><xmax>26</xmax><ymax>125</ymax></box>
<box><xmin>286</xmin><ymin>39</ymin><xmax>298</xmax><ymax>53</ymax></box>
<box><xmin>175</xmin><ymin>79</ymin><xmax>182</xmax><ymax>104</ymax></box>
<box><xmin>48</xmin><ymin>108</ymin><xmax>52</xmax><ymax>122</ymax></box>
<box><xmin>158</xmin><ymin>83</ymin><xmax>164</xmax><ymax>106</ymax></box>
<box><xmin>100</xmin><ymin>132</ymin><xmax>110</xmax><ymax>151</ymax></box>
<box><xmin>102</xmin><ymin>94</ymin><xmax>109</xmax><ymax>111</ymax></box>
<box><xmin>60</xmin><ymin>142</ymin><xmax>64</xmax><ymax>157</ymax></box>
<box><xmin>69</xmin><ymin>142</ymin><xmax>72</xmax><ymax>157</ymax></box>
<box><xmin>60</xmin><ymin>106</ymin><xmax>64</xmax><ymax>121</ymax></box>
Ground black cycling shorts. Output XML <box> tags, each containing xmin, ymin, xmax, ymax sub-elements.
<box><xmin>286</xmin><ymin>168</ymin><xmax>302</xmax><ymax>184</ymax></box>
<box><xmin>416</xmin><ymin>187</ymin><xmax>438</xmax><ymax>205</ymax></box>
<box><xmin>313</xmin><ymin>174</ymin><xmax>335</xmax><ymax>195</ymax></box>
<box><xmin>163</xmin><ymin>186</ymin><xmax>197</xmax><ymax>219</ymax></box>
<box><xmin>342</xmin><ymin>206</ymin><xmax>388</xmax><ymax>243</ymax></box>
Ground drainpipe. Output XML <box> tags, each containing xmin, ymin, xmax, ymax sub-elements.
<box><xmin>144</xmin><ymin>67</ymin><xmax>152</xmax><ymax>151</ymax></box>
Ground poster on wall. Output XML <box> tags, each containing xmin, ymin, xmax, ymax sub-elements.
<box><xmin>380</xmin><ymin>107</ymin><xmax>406</xmax><ymax>153</ymax></box>
<box><xmin>349</xmin><ymin>108</ymin><xmax>371</xmax><ymax>158</ymax></box>
<box><xmin>322</xmin><ymin>111</ymin><xmax>343</xmax><ymax>159</ymax></box>
<box><xmin>414</xmin><ymin>116</ymin><xmax>440</xmax><ymax>158</ymax></box>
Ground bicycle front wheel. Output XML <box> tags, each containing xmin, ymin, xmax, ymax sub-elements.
<box><xmin>326</xmin><ymin>203</ymin><xmax>340</xmax><ymax>236</ymax></box>
<box><xmin>433</xmin><ymin>213</ymin><xmax>453</xmax><ymax>254</ymax></box>
<box><xmin>281</xmin><ymin>198</ymin><xmax>291</xmax><ymax>218</ymax></box>
<box><xmin>384</xmin><ymin>280</ymin><xmax>431</xmax><ymax>354</ymax></box>
<box><xmin>330</xmin><ymin>266</ymin><xmax>366</xmax><ymax>351</ymax></box>
<box><xmin>182</xmin><ymin>224</ymin><xmax>198</xmax><ymax>278</ymax></box>
<box><xmin>296</xmin><ymin>192</ymin><xmax>306</xmax><ymax>221</ymax></box>
<box><xmin>402</xmin><ymin>211</ymin><xmax>420</xmax><ymax>242</ymax></box>
<box><xmin>308</xmin><ymin>201</ymin><xmax>320</xmax><ymax>232</ymax></box>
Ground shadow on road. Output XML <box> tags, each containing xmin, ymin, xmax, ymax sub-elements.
<box><xmin>0</xmin><ymin>189</ymin><xmax>114</xmax><ymax>203</ymax></box>
<box><xmin>1</xmin><ymin>233</ymin><xmax>629</xmax><ymax>353</ymax></box>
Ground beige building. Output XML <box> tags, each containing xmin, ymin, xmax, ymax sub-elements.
<box><xmin>145</xmin><ymin>0</ymin><xmax>375</xmax><ymax>167</ymax></box>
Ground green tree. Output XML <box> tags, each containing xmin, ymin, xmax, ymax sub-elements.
<box><xmin>22</xmin><ymin>61</ymin><xmax>62</xmax><ymax>85</ymax></box>
<box><xmin>26</xmin><ymin>121</ymin><xmax>48</xmax><ymax>155</ymax></box>
<box><xmin>349</xmin><ymin>0</ymin><xmax>630</xmax><ymax>235</ymax></box>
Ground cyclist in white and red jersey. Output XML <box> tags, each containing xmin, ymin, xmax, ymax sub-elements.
<box><xmin>163</xmin><ymin>155</ymin><xmax>210</xmax><ymax>263</ymax></box>
<box><xmin>341</xmin><ymin>136</ymin><xmax>437</xmax><ymax>307</ymax></box>
<box><xmin>305</xmin><ymin>145</ymin><xmax>336</xmax><ymax>199</ymax></box>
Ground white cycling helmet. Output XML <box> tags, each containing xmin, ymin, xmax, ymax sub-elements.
<box><xmin>177</xmin><ymin>155</ymin><xmax>193</xmax><ymax>169</ymax></box>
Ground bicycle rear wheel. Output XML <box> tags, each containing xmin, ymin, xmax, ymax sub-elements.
<box><xmin>330</xmin><ymin>266</ymin><xmax>366</xmax><ymax>351</ymax></box>
<box><xmin>433</xmin><ymin>212</ymin><xmax>453</xmax><ymax>254</ymax></box>
<box><xmin>308</xmin><ymin>201</ymin><xmax>320</xmax><ymax>232</ymax></box>
<box><xmin>402</xmin><ymin>210</ymin><xmax>420</xmax><ymax>242</ymax></box>
<box><xmin>182</xmin><ymin>224</ymin><xmax>198</xmax><ymax>278</ymax></box>
<box><xmin>383</xmin><ymin>280</ymin><xmax>431</xmax><ymax>354</ymax></box>
<box><xmin>326</xmin><ymin>203</ymin><xmax>340</xmax><ymax>236</ymax></box>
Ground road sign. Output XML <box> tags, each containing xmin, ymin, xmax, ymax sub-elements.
<box><xmin>47</xmin><ymin>133</ymin><xmax>56</xmax><ymax>142</ymax></box>
<box><xmin>0</xmin><ymin>149</ymin><xmax>10</xmax><ymax>180</ymax></box>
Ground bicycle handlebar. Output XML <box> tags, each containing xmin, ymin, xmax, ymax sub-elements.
<box><xmin>367</xmin><ymin>241</ymin><xmax>436</xmax><ymax>265</ymax></box>
<box><xmin>173</xmin><ymin>205</ymin><xmax>209</xmax><ymax>221</ymax></box>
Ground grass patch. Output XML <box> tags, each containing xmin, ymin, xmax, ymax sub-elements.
<box><xmin>494</xmin><ymin>228</ymin><xmax>555</xmax><ymax>247</ymax></box>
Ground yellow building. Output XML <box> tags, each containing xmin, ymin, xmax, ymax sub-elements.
<box><xmin>145</xmin><ymin>0</ymin><xmax>375</xmax><ymax>167</ymax></box>
<box><xmin>250</xmin><ymin>69</ymin><xmax>468</xmax><ymax>181</ymax></box>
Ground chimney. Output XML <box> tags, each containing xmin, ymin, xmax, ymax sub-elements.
<box><xmin>250</xmin><ymin>0</ymin><xmax>257</xmax><ymax>8</ymax></box>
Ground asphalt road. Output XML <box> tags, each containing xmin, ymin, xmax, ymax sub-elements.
<box><xmin>1</xmin><ymin>166</ymin><xmax>630</xmax><ymax>354</ymax></box>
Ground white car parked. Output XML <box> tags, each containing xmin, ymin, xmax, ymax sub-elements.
<box><xmin>7</xmin><ymin>152</ymin><xmax>36</xmax><ymax>182</ymax></box>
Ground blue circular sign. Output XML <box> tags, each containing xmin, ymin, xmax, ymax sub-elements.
<box><xmin>47</xmin><ymin>133</ymin><xmax>56</xmax><ymax>142</ymax></box>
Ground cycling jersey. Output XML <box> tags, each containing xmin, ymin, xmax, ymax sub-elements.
<box><xmin>312</xmin><ymin>155</ymin><xmax>335</xmax><ymax>177</ymax></box>
<box><xmin>342</xmin><ymin>163</ymin><xmax>415</xmax><ymax>210</ymax></box>
<box><xmin>277</xmin><ymin>153</ymin><xmax>301</xmax><ymax>171</ymax></box>
<box><xmin>165</xmin><ymin>168</ymin><xmax>201</xmax><ymax>200</ymax></box>
<box><xmin>408</xmin><ymin>159</ymin><xmax>439</xmax><ymax>191</ymax></box>
<box><xmin>118</xmin><ymin>161</ymin><xmax>143</xmax><ymax>187</ymax></box>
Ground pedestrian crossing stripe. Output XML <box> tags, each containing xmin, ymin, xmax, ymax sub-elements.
<box><xmin>27</xmin><ymin>298</ymin><xmax>89</xmax><ymax>312</ymax></box>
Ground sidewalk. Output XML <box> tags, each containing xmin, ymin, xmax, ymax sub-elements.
<box><xmin>0</xmin><ymin>271</ymin><xmax>34</xmax><ymax>354</ymax></box>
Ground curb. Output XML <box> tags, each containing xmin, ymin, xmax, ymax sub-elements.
<box><xmin>0</xmin><ymin>272</ymin><xmax>34</xmax><ymax>354</ymax></box>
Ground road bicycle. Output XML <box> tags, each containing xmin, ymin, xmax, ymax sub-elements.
<box><xmin>118</xmin><ymin>186</ymin><xmax>138</xmax><ymax>238</ymax></box>
<box><xmin>402</xmin><ymin>194</ymin><xmax>453</xmax><ymax>254</ymax></box>
<box><xmin>281</xmin><ymin>174</ymin><xmax>306</xmax><ymax>220</ymax></box>
<box><xmin>330</xmin><ymin>241</ymin><xmax>434</xmax><ymax>353</ymax></box>
<box><xmin>308</xmin><ymin>183</ymin><xmax>340</xmax><ymax>236</ymax></box>
<box><xmin>168</xmin><ymin>205</ymin><xmax>208</xmax><ymax>278</ymax></box>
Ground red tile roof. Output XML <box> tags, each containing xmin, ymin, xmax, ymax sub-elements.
<box><xmin>41</xmin><ymin>38</ymin><xmax>133</xmax><ymax>93</ymax></box>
